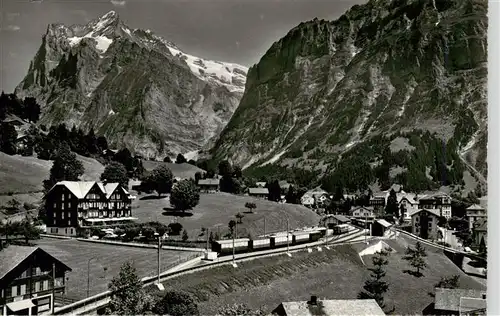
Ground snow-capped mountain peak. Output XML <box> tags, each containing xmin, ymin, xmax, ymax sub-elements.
<box><xmin>62</xmin><ymin>10</ymin><xmax>248</xmax><ymax>92</ymax></box>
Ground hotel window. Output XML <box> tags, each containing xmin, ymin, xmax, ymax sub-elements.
<box><xmin>11</xmin><ymin>286</ymin><xmax>17</xmax><ymax>297</ymax></box>
<box><xmin>20</xmin><ymin>284</ymin><xmax>26</xmax><ymax>296</ymax></box>
<box><xmin>54</xmin><ymin>202</ymin><xmax>57</xmax><ymax>208</ymax></box>
<box><xmin>40</xmin><ymin>281</ymin><xmax>44</xmax><ymax>291</ymax></box>
<box><xmin>62</xmin><ymin>194</ymin><xmax>65</xmax><ymax>201</ymax></box>
<box><xmin>68</xmin><ymin>201</ymin><xmax>71</xmax><ymax>208</ymax></box>
<box><xmin>34</xmin><ymin>281</ymin><xmax>40</xmax><ymax>292</ymax></box>
<box><xmin>68</xmin><ymin>219</ymin><xmax>71</xmax><ymax>225</ymax></box>
<box><xmin>62</xmin><ymin>212</ymin><xmax>65</xmax><ymax>219</ymax></box>
<box><xmin>43</xmin><ymin>280</ymin><xmax>49</xmax><ymax>290</ymax></box>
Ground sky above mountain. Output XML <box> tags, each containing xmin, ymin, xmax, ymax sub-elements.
<box><xmin>0</xmin><ymin>0</ymin><xmax>365</xmax><ymax>92</ymax></box>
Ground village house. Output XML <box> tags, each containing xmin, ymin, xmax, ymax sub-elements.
<box><xmin>197</xmin><ymin>179</ymin><xmax>220</xmax><ymax>193</ymax></box>
<box><xmin>102</xmin><ymin>149</ymin><xmax>118</xmax><ymax>160</ymax></box>
<box><xmin>471</xmin><ymin>218</ymin><xmax>487</xmax><ymax>250</ymax></box>
<box><xmin>279</xmin><ymin>180</ymin><xmax>291</xmax><ymax>192</ymax></box>
<box><xmin>272</xmin><ymin>296</ymin><xmax>386</xmax><ymax>316</ymax></box>
<box><xmin>465</xmin><ymin>204</ymin><xmax>487</xmax><ymax>230</ymax></box>
<box><xmin>44</xmin><ymin>181</ymin><xmax>137</xmax><ymax>237</ymax></box>
<box><xmin>410</xmin><ymin>209</ymin><xmax>440</xmax><ymax>240</ymax></box>
<box><xmin>350</xmin><ymin>206</ymin><xmax>376</xmax><ymax>219</ymax></box>
<box><xmin>301</xmin><ymin>188</ymin><xmax>329</xmax><ymax>208</ymax></box>
<box><xmin>248</xmin><ymin>187</ymin><xmax>269</xmax><ymax>199</ymax></box>
<box><xmin>369</xmin><ymin>194</ymin><xmax>386</xmax><ymax>209</ymax></box>
<box><xmin>321</xmin><ymin>214</ymin><xmax>351</xmax><ymax>228</ymax></box>
<box><xmin>397</xmin><ymin>192</ymin><xmax>419</xmax><ymax>221</ymax></box>
<box><xmin>431</xmin><ymin>288</ymin><xmax>486</xmax><ymax>315</ymax></box>
<box><xmin>15</xmin><ymin>133</ymin><xmax>30</xmax><ymax>153</ymax></box>
<box><xmin>371</xmin><ymin>219</ymin><xmax>393</xmax><ymax>237</ymax></box>
<box><xmin>0</xmin><ymin>245</ymin><xmax>72</xmax><ymax>316</ymax></box>
<box><xmin>417</xmin><ymin>192</ymin><xmax>452</xmax><ymax>219</ymax></box>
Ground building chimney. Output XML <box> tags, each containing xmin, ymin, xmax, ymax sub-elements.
<box><xmin>309</xmin><ymin>295</ymin><xmax>318</xmax><ymax>305</ymax></box>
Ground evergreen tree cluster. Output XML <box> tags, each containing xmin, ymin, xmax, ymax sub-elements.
<box><xmin>216</xmin><ymin>160</ymin><xmax>243</xmax><ymax>194</ymax></box>
<box><xmin>321</xmin><ymin>131</ymin><xmax>468</xmax><ymax>194</ymax></box>
<box><xmin>0</xmin><ymin>92</ymin><xmax>41</xmax><ymax>123</ymax></box>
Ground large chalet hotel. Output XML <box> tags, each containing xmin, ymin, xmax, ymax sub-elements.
<box><xmin>44</xmin><ymin>181</ymin><xmax>137</xmax><ymax>236</ymax></box>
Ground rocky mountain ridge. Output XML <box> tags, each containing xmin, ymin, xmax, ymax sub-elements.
<box><xmin>15</xmin><ymin>10</ymin><xmax>248</xmax><ymax>158</ymax></box>
<box><xmin>210</xmin><ymin>0</ymin><xmax>487</xmax><ymax>195</ymax></box>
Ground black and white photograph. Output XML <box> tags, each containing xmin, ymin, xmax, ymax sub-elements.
<box><xmin>0</xmin><ymin>0</ymin><xmax>492</xmax><ymax>315</ymax></box>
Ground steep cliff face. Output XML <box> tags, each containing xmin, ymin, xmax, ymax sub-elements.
<box><xmin>210</xmin><ymin>0</ymin><xmax>487</xmax><ymax>193</ymax></box>
<box><xmin>15</xmin><ymin>11</ymin><xmax>248</xmax><ymax>158</ymax></box>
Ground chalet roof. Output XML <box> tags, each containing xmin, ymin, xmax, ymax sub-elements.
<box><xmin>249</xmin><ymin>187</ymin><xmax>269</xmax><ymax>195</ymax></box>
<box><xmin>376</xmin><ymin>219</ymin><xmax>393</xmax><ymax>228</ymax></box>
<box><xmin>350</xmin><ymin>206</ymin><xmax>375</xmax><ymax>213</ymax></box>
<box><xmin>324</xmin><ymin>215</ymin><xmax>350</xmax><ymax>223</ymax></box>
<box><xmin>459</xmin><ymin>297</ymin><xmax>487</xmax><ymax>314</ymax></box>
<box><xmin>419</xmin><ymin>191</ymin><xmax>451</xmax><ymax>200</ymax></box>
<box><xmin>198</xmin><ymin>179</ymin><xmax>220</xmax><ymax>186</ymax></box>
<box><xmin>275</xmin><ymin>299</ymin><xmax>385</xmax><ymax>316</ymax></box>
<box><xmin>397</xmin><ymin>193</ymin><xmax>417</xmax><ymax>204</ymax></box>
<box><xmin>46</xmin><ymin>181</ymin><xmax>125</xmax><ymax>200</ymax></box>
<box><xmin>434</xmin><ymin>288</ymin><xmax>486</xmax><ymax>312</ymax></box>
<box><xmin>409</xmin><ymin>208</ymin><xmax>441</xmax><ymax>218</ymax></box>
<box><xmin>466</xmin><ymin>204</ymin><xmax>485</xmax><ymax>211</ymax></box>
<box><xmin>0</xmin><ymin>246</ymin><xmax>72</xmax><ymax>281</ymax></box>
<box><xmin>104</xmin><ymin>183</ymin><xmax>120</xmax><ymax>198</ymax></box>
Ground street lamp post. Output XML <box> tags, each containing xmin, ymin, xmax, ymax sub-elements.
<box><xmin>154</xmin><ymin>232</ymin><xmax>165</xmax><ymax>290</ymax></box>
<box><xmin>87</xmin><ymin>257</ymin><xmax>96</xmax><ymax>298</ymax></box>
<box><xmin>232</xmin><ymin>222</ymin><xmax>237</xmax><ymax>268</ymax></box>
<box><xmin>286</xmin><ymin>217</ymin><xmax>291</xmax><ymax>257</ymax></box>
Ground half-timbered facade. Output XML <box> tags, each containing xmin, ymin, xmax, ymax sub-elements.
<box><xmin>0</xmin><ymin>246</ymin><xmax>72</xmax><ymax>316</ymax></box>
<box><xmin>44</xmin><ymin>181</ymin><xmax>136</xmax><ymax>236</ymax></box>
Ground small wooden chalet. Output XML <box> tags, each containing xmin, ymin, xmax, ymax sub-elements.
<box><xmin>248</xmin><ymin>188</ymin><xmax>269</xmax><ymax>199</ymax></box>
<box><xmin>197</xmin><ymin>179</ymin><xmax>220</xmax><ymax>193</ymax></box>
<box><xmin>371</xmin><ymin>219</ymin><xmax>393</xmax><ymax>237</ymax></box>
<box><xmin>0</xmin><ymin>245</ymin><xmax>72</xmax><ymax>316</ymax></box>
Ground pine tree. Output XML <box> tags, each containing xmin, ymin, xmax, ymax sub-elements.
<box><xmin>43</xmin><ymin>142</ymin><xmax>84</xmax><ymax>191</ymax></box>
<box><xmin>403</xmin><ymin>242</ymin><xmax>428</xmax><ymax>276</ymax></box>
<box><xmin>106</xmin><ymin>262</ymin><xmax>152</xmax><ymax>315</ymax></box>
<box><xmin>358</xmin><ymin>249</ymin><xmax>390</xmax><ymax>309</ymax></box>
<box><xmin>385</xmin><ymin>189</ymin><xmax>398</xmax><ymax>216</ymax></box>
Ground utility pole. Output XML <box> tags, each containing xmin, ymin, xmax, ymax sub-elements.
<box><xmin>157</xmin><ymin>233</ymin><xmax>161</xmax><ymax>285</ymax></box>
<box><xmin>286</xmin><ymin>217</ymin><xmax>290</xmax><ymax>255</ymax></box>
<box><xmin>155</xmin><ymin>232</ymin><xmax>165</xmax><ymax>290</ymax></box>
<box><xmin>264</xmin><ymin>217</ymin><xmax>266</xmax><ymax>237</ymax></box>
<box><xmin>206</xmin><ymin>228</ymin><xmax>209</xmax><ymax>251</ymax></box>
<box><xmin>232</xmin><ymin>222</ymin><xmax>237</xmax><ymax>267</ymax></box>
<box><xmin>365</xmin><ymin>213</ymin><xmax>368</xmax><ymax>244</ymax></box>
<box><xmin>52</xmin><ymin>263</ymin><xmax>56</xmax><ymax>314</ymax></box>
